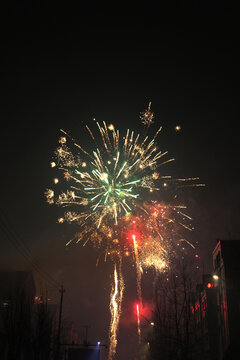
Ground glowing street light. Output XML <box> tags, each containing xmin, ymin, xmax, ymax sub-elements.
<box><xmin>212</xmin><ymin>274</ymin><xmax>226</xmax><ymax>282</ymax></box>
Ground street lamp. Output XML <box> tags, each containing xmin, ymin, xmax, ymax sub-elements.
<box><xmin>212</xmin><ymin>274</ymin><xmax>226</xmax><ymax>283</ymax></box>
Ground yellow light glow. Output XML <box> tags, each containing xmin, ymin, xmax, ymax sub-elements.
<box><xmin>108</xmin><ymin>124</ymin><xmax>114</xmax><ymax>131</ymax></box>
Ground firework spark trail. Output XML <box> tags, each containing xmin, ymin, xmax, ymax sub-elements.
<box><xmin>132</xmin><ymin>235</ymin><xmax>142</xmax><ymax>304</ymax></box>
<box><xmin>136</xmin><ymin>303</ymin><xmax>141</xmax><ymax>341</ymax></box>
<box><xmin>132</xmin><ymin>234</ymin><xmax>142</xmax><ymax>342</ymax></box>
<box><xmin>108</xmin><ymin>262</ymin><xmax>124</xmax><ymax>360</ymax></box>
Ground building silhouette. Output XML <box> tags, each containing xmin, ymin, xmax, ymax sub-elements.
<box><xmin>191</xmin><ymin>240</ymin><xmax>240</xmax><ymax>360</ymax></box>
<box><xmin>212</xmin><ymin>240</ymin><xmax>240</xmax><ymax>359</ymax></box>
<box><xmin>191</xmin><ymin>274</ymin><xmax>220</xmax><ymax>360</ymax></box>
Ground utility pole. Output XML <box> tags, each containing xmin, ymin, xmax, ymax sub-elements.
<box><xmin>55</xmin><ymin>285</ymin><xmax>66</xmax><ymax>360</ymax></box>
<box><xmin>83</xmin><ymin>325</ymin><xmax>91</xmax><ymax>345</ymax></box>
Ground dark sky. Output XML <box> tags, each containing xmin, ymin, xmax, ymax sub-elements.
<box><xmin>1</xmin><ymin>2</ymin><xmax>240</xmax><ymax>359</ymax></box>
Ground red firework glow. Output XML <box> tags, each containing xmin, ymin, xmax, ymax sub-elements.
<box><xmin>136</xmin><ymin>303</ymin><xmax>139</xmax><ymax>313</ymax></box>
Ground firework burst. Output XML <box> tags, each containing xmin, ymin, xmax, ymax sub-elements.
<box><xmin>46</xmin><ymin>113</ymin><xmax>177</xmax><ymax>250</ymax></box>
<box><xmin>46</xmin><ymin>104</ymin><xmax>204</xmax><ymax>359</ymax></box>
<box><xmin>140</xmin><ymin>101</ymin><xmax>154</xmax><ymax>128</ymax></box>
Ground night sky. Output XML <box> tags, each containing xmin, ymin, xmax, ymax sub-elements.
<box><xmin>1</xmin><ymin>2</ymin><xmax>240</xmax><ymax>359</ymax></box>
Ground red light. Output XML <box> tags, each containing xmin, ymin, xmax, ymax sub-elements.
<box><xmin>134</xmin><ymin>302</ymin><xmax>142</xmax><ymax>315</ymax></box>
<box><xmin>207</xmin><ymin>283</ymin><xmax>212</xmax><ymax>288</ymax></box>
<box><xmin>126</xmin><ymin>230</ymin><xmax>141</xmax><ymax>243</ymax></box>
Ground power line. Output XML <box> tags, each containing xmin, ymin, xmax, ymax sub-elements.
<box><xmin>0</xmin><ymin>218</ymin><xmax>59</xmax><ymax>289</ymax></box>
<box><xmin>0</xmin><ymin>207</ymin><xmax>61</xmax><ymax>289</ymax></box>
